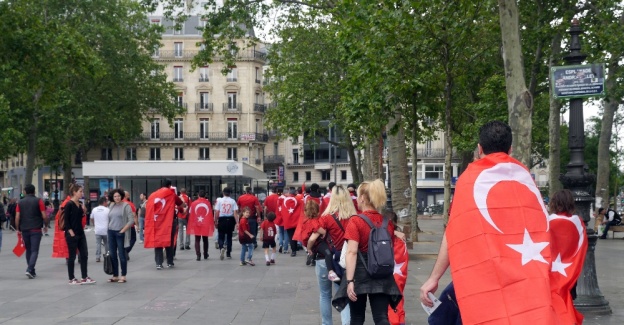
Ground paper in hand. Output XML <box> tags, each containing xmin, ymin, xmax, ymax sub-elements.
<box><xmin>421</xmin><ymin>292</ymin><xmax>442</xmax><ymax>316</ymax></box>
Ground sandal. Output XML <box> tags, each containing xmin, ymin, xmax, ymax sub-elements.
<box><xmin>118</xmin><ymin>277</ymin><xmax>127</xmax><ymax>283</ymax></box>
<box><xmin>107</xmin><ymin>278</ymin><xmax>118</xmax><ymax>283</ymax></box>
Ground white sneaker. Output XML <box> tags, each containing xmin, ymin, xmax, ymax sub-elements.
<box><xmin>68</xmin><ymin>278</ymin><xmax>81</xmax><ymax>285</ymax></box>
<box><xmin>81</xmin><ymin>277</ymin><xmax>97</xmax><ymax>285</ymax></box>
<box><xmin>328</xmin><ymin>271</ymin><xmax>341</xmax><ymax>283</ymax></box>
<box><xmin>220</xmin><ymin>248</ymin><xmax>225</xmax><ymax>260</ymax></box>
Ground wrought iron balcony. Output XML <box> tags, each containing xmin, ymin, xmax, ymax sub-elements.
<box><xmin>226</xmin><ymin>77</ymin><xmax>238</xmax><ymax>82</ymax></box>
<box><xmin>416</xmin><ymin>148</ymin><xmax>459</xmax><ymax>158</ymax></box>
<box><xmin>173</xmin><ymin>78</ymin><xmax>184</xmax><ymax>82</ymax></box>
<box><xmin>253</xmin><ymin>103</ymin><xmax>266</xmax><ymax>113</ymax></box>
<box><xmin>138</xmin><ymin>132</ymin><xmax>268</xmax><ymax>142</ymax></box>
<box><xmin>176</xmin><ymin>102</ymin><xmax>187</xmax><ymax>109</ymax></box>
<box><xmin>222</xmin><ymin>103</ymin><xmax>242</xmax><ymax>113</ymax></box>
<box><xmin>264</xmin><ymin>155</ymin><xmax>284</xmax><ymax>164</ymax></box>
<box><xmin>199</xmin><ymin>76</ymin><xmax>209</xmax><ymax>82</ymax></box>
<box><xmin>153</xmin><ymin>49</ymin><xmax>267</xmax><ymax>62</ymax></box>
<box><xmin>195</xmin><ymin>103</ymin><xmax>213</xmax><ymax>112</ymax></box>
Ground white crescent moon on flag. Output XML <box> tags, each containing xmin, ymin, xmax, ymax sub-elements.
<box><xmin>284</xmin><ymin>196</ymin><xmax>297</xmax><ymax>208</ymax></box>
<box><xmin>195</xmin><ymin>203</ymin><xmax>209</xmax><ymax>216</ymax></box>
<box><xmin>474</xmin><ymin>162</ymin><xmax>549</xmax><ymax>233</ymax></box>
<box><xmin>548</xmin><ymin>214</ymin><xmax>585</xmax><ymax>256</ymax></box>
<box><xmin>154</xmin><ymin>198</ymin><xmax>166</xmax><ymax>212</ymax></box>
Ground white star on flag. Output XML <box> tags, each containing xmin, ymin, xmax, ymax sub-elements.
<box><xmin>288</xmin><ymin>208</ymin><xmax>294</xmax><ymax>214</ymax></box>
<box><xmin>506</xmin><ymin>229</ymin><xmax>549</xmax><ymax>266</ymax></box>
<box><xmin>551</xmin><ymin>253</ymin><xmax>572</xmax><ymax>276</ymax></box>
<box><xmin>198</xmin><ymin>216</ymin><xmax>204</xmax><ymax>223</ymax></box>
<box><xmin>393</xmin><ymin>261</ymin><xmax>405</xmax><ymax>276</ymax></box>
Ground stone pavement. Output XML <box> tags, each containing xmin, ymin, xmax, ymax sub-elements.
<box><xmin>0</xmin><ymin>216</ymin><xmax>621</xmax><ymax>325</ymax></box>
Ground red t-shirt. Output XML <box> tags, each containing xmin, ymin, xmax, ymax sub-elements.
<box><xmin>301</xmin><ymin>218</ymin><xmax>320</xmax><ymax>247</ymax></box>
<box><xmin>261</xmin><ymin>220</ymin><xmax>277</xmax><ymax>242</ymax></box>
<box><xmin>263</xmin><ymin>194</ymin><xmax>279</xmax><ymax>214</ymax></box>
<box><xmin>177</xmin><ymin>194</ymin><xmax>189</xmax><ymax>219</ymax></box>
<box><xmin>237</xmin><ymin>193</ymin><xmax>261</xmax><ymax>217</ymax></box>
<box><xmin>344</xmin><ymin>210</ymin><xmax>394</xmax><ymax>253</ymax></box>
<box><xmin>319</xmin><ymin>213</ymin><xmax>350</xmax><ymax>248</ymax></box>
<box><xmin>239</xmin><ymin>217</ymin><xmax>252</xmax><ymax>243</ymax></box>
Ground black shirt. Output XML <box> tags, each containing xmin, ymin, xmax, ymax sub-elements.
<box><xmin>64</xmin><ymin>200</ymin><xmax>85</xmax><ymax>236</ymax></box>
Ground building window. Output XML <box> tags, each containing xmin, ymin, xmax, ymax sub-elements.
<box><xmin>174</xmin><ymin>42</ymin><xmax>183</xmax><ymax>57</ymax></box>
<box><xmin>227</xmin><ymin>92</ymin><xmax>237</xmax><ymax>109</ymax></box>
<box><xmin>199</xmin><ymin>66</ymin><xmax>209</xmax><ymax>82</ymax></box>
<box><xmin>176</xmin><ymin>92</ymin><xmax>184</xmax><ymax>107</ymax></box>
<box><xmin>174</xmin><ymin>23</ymin><xmax>183</xmax><ymax>35</ymax></box>
<box><xmin>226</xmin><ymin>67</ymin><xmax>237</xmax><ymax>82</ymax></box>
<box><xmin>150</xmin><ymin>148</ymin><xmax>161</xmax><ymax>160</ymax></box>
<box><xmin>150</xmin><ymin>19</ymin><xmax>161</xmax><ymax>26</ymax></box>
<box><xmin>199</xmin><ymin>147</ymin><xmax>210</xmax><ymax>160</ymax></box>
<box><xmin>424</xmin><ymin>164</ymin><xmax>444</xmax><ymax>179</ymax></box>
<box><xmin>152</xmin><ymin>45</ymin><xmax>160</xmax><ymax>58</ymax></box>
<box><xmin>227</xmin><ymin>147</ymin><xmax>237</xmax><ymax>161</ymax></box>
<box><xmin>151</xmin><ymin>119</ymin><xmax>160</xmax><ymax>139</ymax></box>
<box><xmin>126</xmin><ymin>148</ymin><xmax>137</xmax><ymax>161</ymax></box>
<box><xmin>227</xmin><ymin>119</ymin><xmax>237</xmax><ymax>139</ymax></box>
<box><xmin>255</xmin><ymin>67</ymin><xmax>261</xmax><ymax>83</ymax></box>
<box><xmin>174</xmin><ymin>118</ymin><xmax>184</xmax><ymax>139</ymax></box>
<box><xmin>321</xmin><ymin>170</ymin><xmax>331</xmax><ymax>181</ymax></box>
<box><xmin>425</xmin><ymin>140</ymin><xmax>432</xmax><ymax>156</ymax></box>
<box><xmin>199</xmin><ymin>119</ymin><xmax>209</xmax><ymax>139</ymax></box>
<box><xmin>293</xmin><ymin>149</ymin><xmax>299</xmax><ymax>164</ymax></box>
<box><xmin>305</xmin><ymin>171</ymin><xmax>311</xmax><ymax>181</ymax></box>
<box><xmin>341</xmin><ymin>170</ymin><xmax>347</xmax><ymax>180</ymax></box>
<box><xmin>174</xmin><ymin>147</ymin><xmax>184</xmax><ymax>160</ymax></box>
<box><xmin>293</xmin><ymin>172</ymin><xmax>299</xmax><ymax>182</ymax></box>
<box><xmin>199</xmin><ymin>92</ymin><xmax>210</xmax><ymax>109</ymax></box>
<box><xmin>101</xmin><ymin>148</ymin><xmax>112</xmax><ymax>160</ymax></box>
<box><xmin>255</xmin><ymin>119</ymin><xmax>260</xmax><ymax>133</ymax></box>
<box><xmin>198</xmin><ymin>19</ymin><xmax>207</xmax><ymax>34</ymax></box>
<box><xmin>229</xmin><ymin>42</ymin><xmax>237</xmax><ymax>56</ymax></box>
<box><xmin>173</xmin><ymin>66</ymin><xmax>183</xmax><ymax>82</ymax></box>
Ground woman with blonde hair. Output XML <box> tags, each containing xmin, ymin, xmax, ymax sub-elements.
<box><xmin>307</xmin><ymin>184</ymin><xmax>356</xmax><ymax>325</ymax></box>
<box><xmin>332</xmin><ymin>179</ymin><xmax>402</xmax><ymax>325</ymax></box>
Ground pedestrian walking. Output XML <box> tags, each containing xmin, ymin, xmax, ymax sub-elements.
<box><xmin>187</xmin><ymin>190</ymin><xmax>214</xmax><ymax>260</ymax></box>
<box><xmin>261</xmin><ymin>212</ymin><xmax>277</xmax><ymax>266</ymax></box>
<box><xmin>15</xmin><ymin>184</ymin><xmax>47</xmax><ymax>279</ymax></box>
<box><xmin>90</xmin><ymin>197</ymin><xmax>109</xmax><ymax>263</ymax></box>
<box><xmin>107</xmin><ymin>189</ymin><xmax>134</xmax><ymax>283</ymax></box>
<box><xmin>215</xmin><ymin>187</ymin><xmax>238</xmax><ymax>261</ymax></box>
<box><xmin>237</xmin><ymin>187</ymin><xmax>262</xmax><ymax>248</ymax></box>
<box><xmin>137</xmin><ymin>193</ymin><xmax>146</xmax><ymax>243</ymax></box>
<box><xmin>238</xmin><ymin>207</ymin><xmax>255</xmax><ymax>266</ymax></box>
<box><xmin>178</xmin><ymin>188</ymin><xmax>191</xmax><ymax>250</ymax></box>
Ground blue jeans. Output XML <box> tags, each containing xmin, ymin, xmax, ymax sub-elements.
<box><xmin>95</xmin><ymin>234</ymin><xmax>108</xmax><ymax>259</ymax></box>
<box><xmin>108</xmin><ymin>230</ymin><xmax>127</xmax><ymax>277</ymax></box>
<box><xmin>278</xmin><ymin>226</ymin><xmax>289</xmax><ymax>250</ymax></box>
<box><xmin>139</xmin><ymin>217</ymin><xmax>145</xmax><ymax>241</ymax></box>
<box><xmin>240</xmin><ymin>243</ymin><xmax>253</xmax><ymax>262</ymax></box>
<box><xmin>22</xmin><ymin>230</ymin><xmax>42</xmax><ymax>274</ymax></box>
<box><xmin>315</xmin><ymin>259</ymin><xmax>350</xmax><ymax>325</ymax></box>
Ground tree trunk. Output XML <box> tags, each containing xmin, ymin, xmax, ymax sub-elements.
<box><xmin>498</xmin><ymin>0</ymin><xmax>533</xmax><ymax>167</ymax></box>
<box><xmin>25</xmin><ymin>117</ymin><xmax>37</xmax><ymax>186</ymax></box>
<box><xmin>443</xmin><ymin>73</ymin><xmax>453</xmax><ymax>226</ymax></box>
<box><xmin>345</xmin><ymin>133</ymin><xmax>360</xmax><ymax>184</ymax></box>
<box><xmin>595</xmin><ymin>62</ymin><xmax>619</xmax><ymax>209</ymax></box>
<box><xmin>388</xmin><ymin>114</ymin><xmax>410</xmax><ymax>217</ymax></box>
<box><xmin>410</xmin><ymin>118</ymin><xmax>420</xmax><ymax>241</ymax></box>
<box><xmin>548</xmin><ymin>33</ymin><xmax>563</xmax><ymax>198</ymax></box>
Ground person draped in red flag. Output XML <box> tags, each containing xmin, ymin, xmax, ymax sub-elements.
<box><xmin>421</xmin><ymin>121</ymin><xmax>564</xmax><ymax>324</ymax></box>
<box><xmin>187</xmin><ymin>190</ymin><xmax>214</xmax><ymax>261</ymax></box>
<box><xmin>144</xmin><ymin>179</ymin><xmax>185</xmax><ymax>270</ymax></box>
<box><xmin>548</xmin><ymin>189</ymin><xmax>587</xmax><ymax>325</ymax></box>
<box><xmin>384</xmin><ymin>209</ymin><xmax>408</xmax><ymax>325</ymax></box>
<box><xmin>52</xmin><ymin>196</ymin><xmax>72</xmax><ymax>258</ymax></box>
<box><xmin>281</xmin><ymin>188</ymin><xmax>303</xmax><ymax>257</ymax></box>
<box><xmin>293</xmin><ymin>183</ymin><xmax>326</xmax><ymax>245</ymax></box>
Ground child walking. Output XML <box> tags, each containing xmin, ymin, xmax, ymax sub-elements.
<box><xmin>261</xmin><ymin>212</ymin><xmax>278</xmax><ymax>266</ymax></box>
<box><xmin>238</xmin><ymin>207</ymin><xmax>255</xmax><ymax>266</ymax></box>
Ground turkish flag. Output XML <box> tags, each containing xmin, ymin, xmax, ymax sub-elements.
<box><xmin>446</xmin><ymin>153</ymin><xmax>561</xmax><ymax>324</ymax></box>
<box><xmin>13</xmin><ymin>232</ymin><xmax>26</xmax><ymax>257</ymax></box>
<box><xmin>187</xmin><ymin>197</ymin><xmax>214</xmax><ymax>237</ymax></box>
<box><xmin>144</xmin><ymin>187</ymin><xmax>177</xmax><ymax>248</ymax></box>
<box><xmin>388</xmin><ymin>237</ymin><xmax>408</xmax><ymax>325</ymax></box>
<box><xmin>293</xmin><ymin>195</ymin><xmax>325</xmax><ymax>241</ymax></box>
<box><xmin>281</xmin><ymin>195</ymin><xmax>302</xmax><ymax>230</ymax></box>
<box><xmin>274</xmin><ymin>195</ymin><xmax>285</xmax><ymax>226</ymax></box>
<box><xmin>52</xmin><ymin>196</ymin><xmax>71</xmax><ymax>258</ymax></box>
<box><xmin>548</xmin><ymin>213</ymin><xmax>587</xmax><ymax>324</ymax></box>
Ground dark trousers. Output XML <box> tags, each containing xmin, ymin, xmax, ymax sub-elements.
<box><xmin>248</xmin><ymin>218</ymin><xmax>258</xmax><ymax>247</ymax></box>
<box><xmin>602</xmin><ymin>220</ymin><xmax>620</xmax><ymax>237</ymax></box>
<box><xmin>217</xmin><ymin>217</ymin><xmax>236</xmax><ymax>254</ymax></box>
<box><xmin>66</xmin><ymin>233</ymin><xmax>89</xmax><ymax>280</ymax></box>
<box><xmin>125</xmin><ymin>227</ymin><xmax>136</xmax><ymax>254</ymax></box>
<box><xmin>154</xmin><ymin>219</ymin><xmax>177</xmax><ymax>266</ymax></box>
<box><xmin>195</xmin><ymin>235</ymin><xmax>208</xmax><ymax>256</ymax></box>
<box><xmin>22</xmin><ymin>230</ymin><xmax>42</xmax><ymax>274</ymax></box>
<box><xmin>108</xmin><ymin>230</ymin><xmax>127</xmax><ymax>277</ymax></box>
<box><xmin>349</xmin><ymin>293</ymin><xmax>390</xmax><ymax>325</ymax></box>
<box><xmin>286</xmin><ymin>228</ymin><xmax>297</xmax><ymax>252</ymax></box>
<box><xmin>316</xmin><ymin>241</ymin><xmax>335</xmax><ymax>273</ymax></box>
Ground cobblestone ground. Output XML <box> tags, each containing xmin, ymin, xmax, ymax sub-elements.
<box><xmin>0</xmin><ymin>217</ymin><xmax>621</xmax><ymax>324</ymax></box>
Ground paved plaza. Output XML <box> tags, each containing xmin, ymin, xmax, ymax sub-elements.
<box><xmin>0</xmin><ymin>217</ymin><xmax>622</xmax><ymax>324</ymax></box>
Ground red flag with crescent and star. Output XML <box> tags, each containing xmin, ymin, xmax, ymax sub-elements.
<box><xmin>388</xmin><ymin>236</ymin><xmax>408</xmax><ymax>325</ymax></box>
<box><xmin>548</xmin><ymin>213</ymin><xmax>587</xmax><ymax>324</ymax></box>
<box><xmin>187</xmin><ymin>197</ymin><xmax>214</xmax><ymax>237</ymax></box>
<box><xmin>13</xmin><ymin>232</ymin><xmax>26</xmax><ymax>257</ymax></box>
<box><xmin>52</xmin><ymin>196</ymin><xmax>71</xmax><ymax>258</ymax></box>
<box><xmin>446</xmin><ymin>153</ymin><xmax>563</xmax><ymax>324</ymax></box>
<box><xmin>274</xmin><ymin>195</ymin><xmax>285</xmax><ymax>226</ymax></box>
<box><xmin>144</xmin><ymin>187</ymin><xmax>177</xmax><ymax>248</ymax></box>
<box><xmin>293</xmin><ymin>195</ymin><xmax>325</xmax><ymax>241</ymax></box>
<box><xmin>281</xmin><ymin>195</ymin><xmax>302</xmax><ymax>230</ymax></box>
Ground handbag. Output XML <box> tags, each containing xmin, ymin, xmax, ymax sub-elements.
<box><xmin>339</xmin><ymin>241</ymin><xmax>348</xmax><ymax>269</ymax></box>
<box><xmin>102</xmin><ymin>244</ymin><xmax>114</xmax><ymax>275</ymax></box>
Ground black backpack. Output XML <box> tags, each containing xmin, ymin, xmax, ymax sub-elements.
<box><xmin>357</xmin><ymin>214</ymin><xmax>394</xmax><ymax>279</ymax></box>
<box><xmin>0</xmin><ymin>203</ymin><xmax>5</xmax><ymax>223</ymax></box>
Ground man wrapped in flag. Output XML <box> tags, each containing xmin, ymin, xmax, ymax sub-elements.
<box><xmin>144</xmin><ymin>179</ymin><xmax>185</xmax><ymax>270</ymax></box>
<box><xmin>420</xmin><ymin>121</ymin><xmax>576</xmax><ymax>324</ymax></box>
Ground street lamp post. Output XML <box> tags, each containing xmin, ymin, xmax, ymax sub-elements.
<box><xmin>559</xmin><ymin>19</ymin><xmax>611</xmax><ymax>315</ymax></box>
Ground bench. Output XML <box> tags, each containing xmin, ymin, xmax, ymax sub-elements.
<box><xmin>608</xmin><ymin>225</ymin><xmax>624</xmax><ymax>239</ymax></box>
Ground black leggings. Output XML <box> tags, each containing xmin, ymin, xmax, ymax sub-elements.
<box><xmin>349</xmin><ymin>293</ymin><xmax>390</xmax><ymax>325</ymax></box>
<box><xmin>66</xmin><ymin>233</ymin><xmax>89</xmax><ymax>280</ymax></box>
<box><xmin>195</xmin><ymin>235</ymin><xmax>208</xmax><ymax>255</ymax></box>
<box><xmin>316</xmin><ymin>241</ymin><xmax>335</xmax><ymax>273</ymax></box>
<box><xmin>286</xmin><ymin>228</ymin><xmax>297</xmax><ymax>252</ymax></box>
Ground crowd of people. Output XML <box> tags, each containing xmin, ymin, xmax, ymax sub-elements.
<box><xmin>0</xmin><ymin>120</ymin><xmax>600</xmax><ymax>325</ymax></box>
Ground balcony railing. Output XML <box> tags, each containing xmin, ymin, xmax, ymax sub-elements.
<box><xmin>138</xmin><ymin>132</ymin><xmax>269</xmax><ymax>142</ymax></box>
<box><xmin>222</xmin><ymin>103</ymin><xmax>242</xmax><ymax>113</ymax></box>
<box><xmin>226</xmin><ymin>77</ymin><xmax>238</xmax><ymax>82</ymax></box>
<box><xmin>176</xmin><ymin>102</ymin><xmax>188</xmax><ymax>109</ymax></box>
<box><xmin>264</xmin><ymin>155</ymin><xmax>284</xmax><ymax>164</ymax></box>
<box><xmin>253</xmin><ymin>103</ymin><xmax>266</xmax><ymax>113</ymax></box>
<box><xmin>255</xmin><ymin>158</ymin><xmax>262</xmax><ymax>165</ymax></box>
<box><xmin>173</xmin><ymin>78</ymin><xmax>184</xmax><ymax>82</ymax></box>
<box><xmin>199</xmin><ymin>77</ymin><xmax>209</xmax><ymax>82</ymax></box>
<box><xmin>416</xmin><ymin>148</ymin><xmax>459</xmax><ymax>158</ymax></box>
<box><xmin>194</xmin><ymin>103</ymin><xmax>214</xmax><ymax>112</ymax></box>
<box><xmin>255</xmin><ymin>79</ymin><xmax>261</xmax><ymax>84</ymax></box>
<box><xmin>152</xmin><ymin>49</ymin><xmax>267</xmax><ymax>62</ymax></box>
